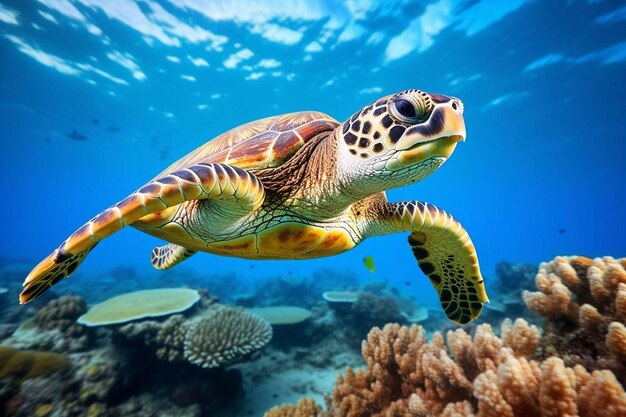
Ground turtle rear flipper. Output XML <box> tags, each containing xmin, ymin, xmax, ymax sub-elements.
<box><xmin>20</xmin><ymin>163</ymin><xmax>265</xmax><ymax>304</ymax></box>
<box><xmin>151</xmin><ymin>244</ymin><xmax>196</xmax><ymax>270</ymax></box>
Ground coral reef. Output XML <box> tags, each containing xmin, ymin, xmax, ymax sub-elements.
<box><xmin>246</xmin><ymin>306</ymin><xmax>313</xmax><ymax>325</ymax></box>
<box><xmin>265</xmin><ymin>398</ymin><xmax>322</xmax><ymax>417</ymax></box>
<box><xmin>2</xmin><ymin>344</ymin><xmax>241</xmax><ymax>417</ymax></box>
<box><xmin>0</xmin><ymin>346</ymin><xmax>70</xmax><ymax>380</ymax></box>
<box><xmin>35</xmin><ymin>295</ymin><xmax>92</xmax><ymax>341</ymax></box>
<box><xmin>270</xmin><ymin>319</ymin><xmax>626</xmax><ymax>417</ymax></box>
<box><xmin>351</xmin><ymin>292</ymin><xmax>403</xmax><ymax>326</ymax></box>
<box><xmin>329</xmin><ymin>292</ymin><xmax>405</xmax><ymax>338</ymax></box>
<box><xmin>117</xmin><ymin>305</ymin><xmax>272</xmax><ymax>369</ymax></box>
<box><xmin>494</xmin><ymin>261</ymin><xmax>538</xmax><ymax>297</ymax></box>
<box><xmin>322</xmin><ymin>291</ymin><xmax>360</xmax><ymax>312</ymax></box>
<box><xmin>247</xmin><ymin>269</ymin><xmax>358</xmax><ymax>309</ymax></box>
<box><xmin>6</xmin><ymin>296</ymin><xmax>93</xmax><ymax>352</ymax></box>
<box><xmin>523</xmin><ymin>256</ymin><xmax>626</xmax><ymax>381</ymax></box>
<box><xmin>482</xmin><ymin>261</ymin><xmax>538</xmax><ymax>324</ymax></box>
<box><xmin>185</xmin><ymin>307</ymin><xmax>273</xmax><ymax>368</ymax></box>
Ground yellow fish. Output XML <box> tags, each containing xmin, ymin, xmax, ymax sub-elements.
<box><xmin>363</xmin><ymin>255</ymin><xmax>376</xmax><ymax>273</ymax></box>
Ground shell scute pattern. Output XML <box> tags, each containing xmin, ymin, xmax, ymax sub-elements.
<box><xmin>158</xmin><ymin>111</ymin><xmax>338</xmax><ymax>175</ymax></box>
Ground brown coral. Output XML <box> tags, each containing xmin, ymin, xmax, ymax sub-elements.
<box><xmin>523</xmin><ymin>256</ymin><xmax>626</xmax><ymax>380</ymax></box>
<box><xmin>264</xmin><ymin>398</ymin><xmax>321</xmax><ymax>417</ymax></box>
<box><xmin>320</xmin><ymin>321</ymin><xmax>626</xmax><ymax>417</ymax></box>
<box><xmin>0</xmin><ymin>346</ymin><xmax>70</xmax><ymax>380</ymax></box>
<box><xmin>5</xmin><ymin>295</ymin><xmax>94</xmax><ymax>353</ymax></box>
<box><xmin>34</xmin><ymin>295</ymin><xmax>87</xmax><ymax>336</ymax></box>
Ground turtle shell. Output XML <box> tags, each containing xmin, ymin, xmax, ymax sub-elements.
<box><xmin>158</xmin><ymin>111</ymin><xmax>339</xmax><ymax>176</ymax></box>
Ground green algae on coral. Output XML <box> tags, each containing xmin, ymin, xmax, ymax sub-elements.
<box><xmin>0</xmin><ymin>346</ymin><xmax>70</xmax><ymax>380</ymax></box>
<box><xmin>246</xmin><ymin>306</ymin><xmax>312</xmax><ymax>325</ymax></box>
<box><xmin>77</xmin><ymin>288</ymin><xmax>200</xmax><ymax>326</ymax></box>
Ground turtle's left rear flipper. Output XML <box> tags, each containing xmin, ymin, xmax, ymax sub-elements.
<box><xmin>151</xmin><ymin>244</ymin><xmax>196</xmax><ymax>270</ymax></box>
<box><xmin>20</xmin><ymin>164</ymin><xmax>265</xmax><ymax>304</ymax></box>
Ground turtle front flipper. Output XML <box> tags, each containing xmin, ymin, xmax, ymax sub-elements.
<box><xmin>20</xmin><ymin>163</ymin><xmax>265</xmax><ymax>304</ymax></box>
<box><xmin>363</xmin><ymin>200</ymin><xmax>488</xmax><ymax>324</ymax></box>
<box><xmin>151</xmin><ymin>244</ymin><xmax>196</xmax><ymax>270</ymax></box>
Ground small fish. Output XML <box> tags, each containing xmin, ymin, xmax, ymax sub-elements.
<box><xmin>559</xmin><ymin>229</ymin><xmax>566</xmax><ymax>234</ymax></box>
<box><xmin>92</xmin><ymin>118</ymin><xmax>100</xmax><ymax>125</ymax></box>
<box><xmin>363</xmin><ymin>255</ymin><xmax>376</xmax><ymax>273</ymax></box>
<box><xmin>404</xmin><ymin>281</ymin><xmax>411</xmax><ymax>286</ymax></box>
<box><xmin>66</xmin><ymin>129</ymin><xmax>88</xmax><ymax>141</ymax></box>
<box><xmin>107</xmin><ymin>125</ymin><xmax>120</xmax><ymax>133</ymax></box>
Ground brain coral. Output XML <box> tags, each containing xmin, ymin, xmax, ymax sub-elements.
<box><xmin>184</xmin><ymin>307</ymin><xmax>272</xmax><ymax>368</ymax></box>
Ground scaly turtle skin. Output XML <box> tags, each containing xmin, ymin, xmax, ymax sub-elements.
<box><xmin>21</xmin><ymin>89</ymin><xmax>488</xmax><ymax>324</ymax></box>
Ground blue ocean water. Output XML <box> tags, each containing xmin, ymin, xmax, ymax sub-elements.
<box><xmin>0</xmin><ymin>0</ymin><xmax>625</xmax><ymax>310</ymax></box>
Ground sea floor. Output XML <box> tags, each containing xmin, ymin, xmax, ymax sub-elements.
<box><xmin>232</xmin><ymin>337</ymin><xmax>363</xmax><ymax>415</ymax></box>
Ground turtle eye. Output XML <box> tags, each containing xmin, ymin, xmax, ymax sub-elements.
<box><xmin>389</xmin><ymin>94</ymin><xmax>433</xmax><ymax>124</ymax></box>
<box><xmin>395</xmin><ymin>99</ymin><xmax>416</xmax><ymax>118</ymax></box>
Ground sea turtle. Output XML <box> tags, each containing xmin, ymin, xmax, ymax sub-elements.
<box><xmin>20</xmin><ymin>89</ymin><xmax>488</xmax><ymax>324</ymax></box>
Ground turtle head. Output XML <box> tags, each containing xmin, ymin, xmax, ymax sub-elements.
<box><xmin>336</xmin><ymin>89</ymin><xmax>466</xmax><ymax>191</ymax></box>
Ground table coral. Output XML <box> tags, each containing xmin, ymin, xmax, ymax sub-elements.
<box><xmin>523</xmin><ymin>256</ymin><xmax>626</xmax><ymax>380</ymax></box>
<box><xmin>77</xmin><ymin>288</ymin><xmax>200</xmax><ymax>326</ymax></box>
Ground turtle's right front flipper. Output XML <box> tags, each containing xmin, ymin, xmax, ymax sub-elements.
<box><xmin>362</xmin><ymin>200</ymin><xmax>488</xmax><ymax>325</ymax></box>
<box><xmin>20</xmin><ymin>163</ymin><xmax>265</xmax><ymax>304</ymax></box>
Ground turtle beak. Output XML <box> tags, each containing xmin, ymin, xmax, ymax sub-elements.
<box><xmin>391</xmin><ymin>98</ymin><xmax>466</xmax><ymax>168</ymax></box>
<box><xmin>395</xmin><ymin>98</ymin><xmax>466</xmax><ymax>151</ymax></box>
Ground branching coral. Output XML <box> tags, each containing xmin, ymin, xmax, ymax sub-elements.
<box><xmin>184</xmin><ymin>307</ymin><xmax>272</xmax><ymax>368</ymax></box>
<box><xmin>330</xmin><ymin>322</ymin><xmax>626</xmax><ymax>416</ymax></box>
<box><xmin>523</xmin><ymin>256</ymin><xmax>626</xmax><ymax>380</ymax></box>
<box><xmin>272</xmin><ymin>320</ymin><xmax>625</xmax><ymax>417</ymax></box>
<box><xmin>264</xmin><ymin>398</ymin><xmax>322</xmax><ymax>417</ymax></box>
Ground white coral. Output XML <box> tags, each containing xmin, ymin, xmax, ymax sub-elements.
<box><xmin>184</xmin><ymin>307</ymin><xmax>272</xmax><ymax>368</ymax></box>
